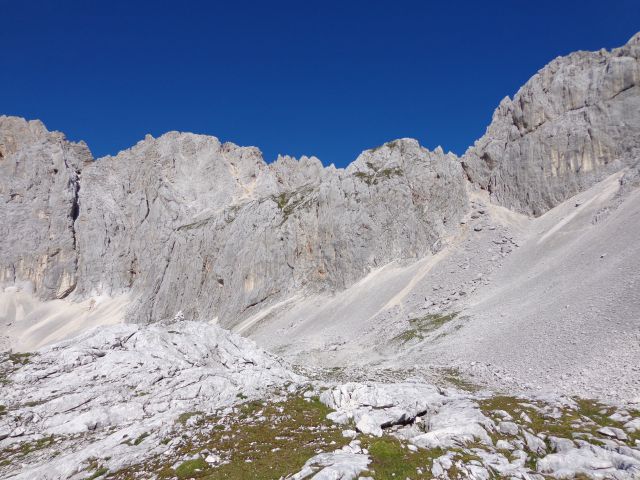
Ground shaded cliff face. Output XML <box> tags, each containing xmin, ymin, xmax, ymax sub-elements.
<box><xmin>75</xmin><ymin>135</ymin><xmax>467</xmax><ymax>325</ymax></box>
<box><xmin>0</xmin><ymin>116</ymin><xmax>92</xmax><ymax>299</ymax></box>
<box><xmin>462</xmin><ymin>32</ymin><xmax>640</xmax><ymax>216</ymax></box>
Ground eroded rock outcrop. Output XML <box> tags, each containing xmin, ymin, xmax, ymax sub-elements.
<box><xmin>462</xmin><ymin>32</ymin><xmax>640</xmax><ymax>215</ymax></box>
<box><xmin>0</xmin><ymin>321</ymin><xmax>302</xmax><ymax>479</ymax></box>
<box><xmin>74</xmin><ymin>135</ymin><xmax>467</xmax><ymax>325</ymax></box>
<box><xmin>0</xmin><ymin>116</ymin><xmax>92</xmax><ymax>299</ymax></box>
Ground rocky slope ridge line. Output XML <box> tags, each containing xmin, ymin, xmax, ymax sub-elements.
<box><xmin>0</xmin><ymin>326</ymin><xmax>638</xmax><ymax>479</ymax></box>
<box><xmin>1</xmin><ymin>32</ymin><xmax>638</xmax><ymax>328</ymax></box>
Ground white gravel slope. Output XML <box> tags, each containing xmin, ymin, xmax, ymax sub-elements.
<box><xmin>420</xmin><ymin>171</ymin><xmax>640</xmax><ymax>402</ymax></box>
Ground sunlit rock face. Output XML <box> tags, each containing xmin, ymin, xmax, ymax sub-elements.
<box><xmin>462</xmin><ymin>32</ymin><xmax>640</xmax><ymax>216</ymax></box>
<box><xmin>0</xmin><ymin>119</ymin><xmax>467</xmax><ymax>325</ymax></box>
<box><xmin>0</xmin><ymin>116</ymin><xmax>92</xmax><ymax>300</ymax></box>
<box><xmin>76</xmin><ymin>134</ymin><xmax>467</xmax><ymax>325</ymax></box>
<box><xmin>2</xmin><ymin>33</ymin><xmax>639</xmax><ymax>327</ymax></box>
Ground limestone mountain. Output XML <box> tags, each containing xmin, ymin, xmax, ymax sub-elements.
<box><xmin>0</xmin><ymin>31</ymin><xmax>638</xmax><ymax>338</ymax></box>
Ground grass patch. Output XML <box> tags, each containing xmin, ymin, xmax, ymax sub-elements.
<box><xmin>121</xmin><ymin>432</ymin><xmax>151</xmax><ymax>447</ymax></box>
<box><xmin>360</xmin><ymin>437</ymin><xmax>443</xmax><ymax>479</ymax></box>
<box><xmin>271</xmin><ymin>185</ymin><xmax>316</xmax><ymax>223</ymax></box>
<box><xmin>479</xmin><ymin>395</ymin><xmax>639</xmax><ymax>447</ymax></box>
<box><xmin>392</xmin><ymin>312</ymin><xmax>459</xmax><ymax>344</ymax></box>
<box><xmin>0</xmin><ymin>352</ymin><xmax>34</xmax><ymax>385</ymax></box>
<box><xmin>440</xmin><ymin>367</ymin><xmax>480</xmax><ymax>392</ymax></box>
<box><xmin>19</xmin><ymin>435</ymin><xmax>56</xmax><ymax>455</ymax></box>
<box><xmin>175</xmin><ymin>458</ymin><xmax>209</xmax><ymax>479</ymax></box>
<box><xmin>133</xmin><ymin>432</ymin><xmax>150</xmax><ymax>445</ymax></box>
<box><xmin>84</xmin><ymin>467</ymin><xmax>109</xmax><ymax>480</ymax></box>
<box><xmin>8</xmin><ymin>353</ymin><xmax>32</xmax><ymax>366</ymax></box>
<box><xmin>0</xmin><ymin>435</ymin><xmax>57</xmax><ymax>467</ymax></box>
<box><xmin>107</xmin><ymin>395</ymin><xmax>349</xmax><ymax>480</ymax></box>
<box><xmin>177</xmin><ymin>411</ymin><xmax>203</xmax><ymax>425</ymax></box>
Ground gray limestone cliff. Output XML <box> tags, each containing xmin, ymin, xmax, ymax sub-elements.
<box><xmin>462</xmin><ymin>32</ymin><xmax>640</xmax><ymax>215</ymax></box>
<box><xmin>0</xmin><ymin>116</ymin><xmax>92</xmax><ymax>299</ymax></box>
<box><xmin>1</xmin><ymin>33</ymin><xmax>639</xmax><ymax>325</ymax></box>
<box><xmin>75</xmin><ymin>135</ymin><xmax>467</xmax><ymax>325</ymax></box>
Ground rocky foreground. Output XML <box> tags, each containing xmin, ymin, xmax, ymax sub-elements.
<box><xmin>1</xmin><ymin>322</ymin><xmax>639</xmax><ymax>479</ymax></box>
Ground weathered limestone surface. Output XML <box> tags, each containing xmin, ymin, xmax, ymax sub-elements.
<box><xmin>0</xmin><ymin>116</ymin><xmax>92</xmax><ymax>299</ymax></box>
<box><xmin>75</xmin><ymin>135</ymin><xmax>467</xmax><ymax>325</ymax></box>
<box><xmin>462</xmin><ymin>32</ymin><xmax>640</xmax><ymax>215</ymax></box>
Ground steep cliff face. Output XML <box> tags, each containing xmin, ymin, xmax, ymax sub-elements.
<box><xmin>2</xmin><ymin>33</ymin><xmax>639</xmax><ymax>326</ymax></box>
<box><xmin>462</xmin><ymin>32</ymin><xmax>640</xmax><ymax>215</ymax></box>
<box><xmin>75</xmin><ymin>134</ymin><xmax>467</xmax><ymax>325</ymax></box>
<box><xmin>0</xmin><ymin>116</ymin><xmax>92</xmax><ymax>299</ymax></box>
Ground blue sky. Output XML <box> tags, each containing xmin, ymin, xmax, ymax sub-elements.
<box><xmin>1</xmin><ymin>1</ymin><xmax>638</xmax><ymax>167</ymax></box>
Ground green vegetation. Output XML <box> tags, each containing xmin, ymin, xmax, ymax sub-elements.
<box><xmin>479</xmin><ymin>395</ymin><xmax>639</xmax><ymax>446</ymax></box>
<box><xmin>271</xmin><ymin>185</ymin><xmax>316</xmax><ymax>223</ymax></box>
<box><xmin>353</xmin><ymin>161</ymin><xmax>404</xmax><ymax>186</ymax></box>
<box><xmin>0</xmin><ymin>435</ymin><xmax>57</xmax><ymax>469</ymax></box>
<box><xmin>8</xmin><ymin>353</ymin><xmax>32</xmax><ymax>365</ymax></box>
<box><xmin>121</xmin><ymin>432</ymin><xmax>151</xmax><ymax>447</ymax></box>
<box><xmin>224</xmin><ymin>204</ymin><xmax>243</xmax><ymax>224</ymax></box>
<box><xmin>439</xmin><ymin>367</ymin><xmax>480</xmax><ymax>392</ymax></box>
<box><xmin>361</xmin><ymin>437</ymin><xmax>442</xmax><ymax>479</ymax></box>
<box><xmin>0</xmin><ymin>352</ymin><xmax>34</xmax><ymax>385</ymax></box>
<box><xmin>133</xmin><ymin>432</ymin><xmax>150</xmax><ymax>446</ymax></box>
<box><xmin>84</xmin><ymin>466</ymin><xmax>109</xmax><ymax>480</ymax></box>
<box><xmin>107</xmin><ymin>395</ymin><xmax>349</xmax><ymax>480</ymax></box>
<box><xmin>360</xmin><ymin>437</ymin><xmax>489</xmax><ymax>479</ymax></box>
<box><xmin>177</xmin><ymin>411</ymin><xmax>203</xmax><ymax>424</ymax></box>
<box><xmin>369</xmin><ymin>140</ymin><xmax>400</xmax><ymax>153</ymax></box>
<box><xmin>175</xmin><ymin>458</ymin><xmax>209</xmax><ymax>479</ymax></box>
<box><xmin>20</xmin><ymin>436</ymin><xmax>55</xmax><ymax>455</ymax></box>
<box><xmin>393</xmin><ymin>312</ymin><xmax>459</xmax><ymax>344</ymax></box>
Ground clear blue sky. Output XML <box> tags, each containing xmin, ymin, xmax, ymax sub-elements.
<box><xmin>1</xmin><ymin>1</ymin><xmax>638</xmax><ymax>166</ymax></box>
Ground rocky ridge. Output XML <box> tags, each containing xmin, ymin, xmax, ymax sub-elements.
<box><xmin>0</xmin><ymin>320</ymin><xmax>300</xmax><ymax>478</ymax></box>
<box><xmin>1</xmin><ymin>33</ymin><xmax>639</xmax><ymax>332</ymax></box>
<box><xmin>76</xmin><ymin>135</ymin><xmax>466</xmax><ymax>326</ymax></box>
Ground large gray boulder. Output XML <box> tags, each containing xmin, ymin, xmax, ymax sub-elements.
<box><xmin>462</xmin><ymin>32</ymin><xmax>640</xmax><ymax>215</ymax></box>
<box><xmin>0</xmin><ymin>116</ymin><xmax>92</xmax><ymax>299</ymax></box>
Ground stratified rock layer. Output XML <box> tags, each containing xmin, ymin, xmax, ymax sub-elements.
<box><xmin>462</xmin><ymin>32</ymin><xmax>640</xmax><ymax>215</ymax></box>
